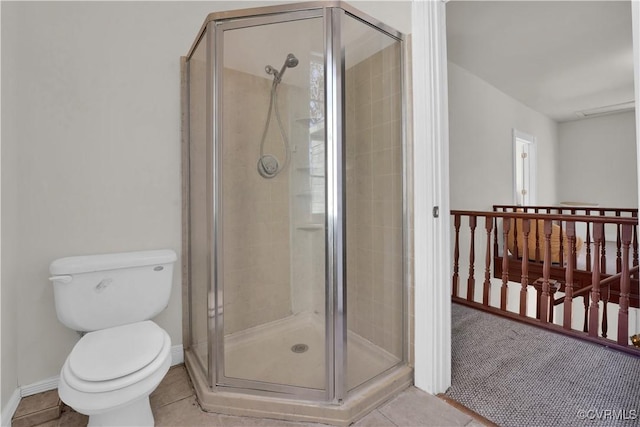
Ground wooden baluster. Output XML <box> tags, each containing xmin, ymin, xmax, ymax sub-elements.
<box><xmin>571</xmin><ymin>209</ymin><xmax>578</xmax><ymax>269</ymax></box>
<box><xmin>467</xmin><ymin>216</ymin><xmax>477</xmax><ymax>302</ymax></box>
<box><xmin>589</xmin><ymin>223</ymin><xmax>603</xmax><ymax>337</ymax></box>
<box><xmin>602</xmin><ymin>289</ymin><xmax>609</xmax><ymax>339</ymax></box>
<box><xmin>559</xmin><ymin>217</ymin><xmax>564</xmax><ymax>266</ymax></box>
<box><xmin>573</xmin><ymin>225</ymin><xmax>580</xmax><ymax>270</ymax></box>
<box><xmin>512</xmin><ymin>214</ymin><xmax>519</xmax><ymax>259</ymax></box>
<box><xmin>549</xmin><ymin>282</ymin><xmax>557</xmax><ymax>323</ymax></box>
<box><xmin>540</xmin><ymin>219</ymin><xmax>552</xmax><ymax>323</ymax></box>
<box><xmin>600</xmin><ymin>210</ymin><xmax>607</xmax><ymax>274</ymax></box>
<box><xmin>586</xmin><ymin>216</ymin><xmax>592</xmax><ymax>272</ymax></box>
<box><xmin>616</xmin><ymin>211</ymin><xmax>622</xmax><ymax>274</ymax></box>
<box><xmin>452</xmin><ymin>214</ymin><xmax>461</xmax><ymax>298</ymax></box>
<box><xmin>493</xmin><ymin>217</ymin><xmax>499</xmax><ymax>266</ymax></box>
<box><xmin>563</xmin><ymin>221</ymin><xmax>575</xmax><ymax>330</ymax></box>
<box><xmin>483</xmin><ymin>216</ymin><xmax>493</xmax><ymax>306</ymax></box>
<box><xmin>535</xmin><ymin>209</ymin><xmax>541</xmax><ymax>262</ymax></box>
<box><xmin>519</xmin><ymin>219</ymin><xmax>530</xmax><ymax>317</ymax></box>
<box><xmin>583</xmin><ymin>295</ymin><xmax>589</xmax><ymax>333</ymax></box>
<box><xmin>618</xmin><ymin>224</ymin><xmax>632</xmax><ymax>345</ymax></box>
<box><xmin>633</xmin><ymin>213</ymin><xmax>638</xmax><ymax>279</ymax></box>
<box><xmin>501</xmin><ymin>218</ymin><xmax>511</xmax><ymax>311</ymax></box>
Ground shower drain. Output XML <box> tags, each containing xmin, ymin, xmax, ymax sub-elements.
<box><xmin>291</xmin><ymin>343</ymin><xmax>309</xmax><ymax>353</ymax></box>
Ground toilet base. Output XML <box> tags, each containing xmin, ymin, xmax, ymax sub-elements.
<box><xmin>88</xmin><ymin>397</ymin><xmax>153</xmax><ymax>427</ymax></box>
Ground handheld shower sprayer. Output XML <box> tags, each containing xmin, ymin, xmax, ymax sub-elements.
<box><xmin>263</xmin><ymin>53</ymin><xmax>299</xmax><ymax>85</ymax></box>
<box><xmin>258</xmin><ymin>53</ymin><xmax>299</xmax><ymax>178</ymax></box>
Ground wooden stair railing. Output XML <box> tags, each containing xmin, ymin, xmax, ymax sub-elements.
<box><xmin>553</xmin><ymin>265</ymin><xmax>640</xmax><ymax>340</ymax></box>
<box><xmin>451</xmin><ymin>209</ymin><xmax>639</xmax><ymax>355</ymax></box>
<box><xmin>493</xmin><ymin>205</ymin><xmax>639</xmax><ymax>278</ymax></box>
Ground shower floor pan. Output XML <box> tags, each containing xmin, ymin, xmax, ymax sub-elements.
<box><xmin>224</xmin><ymin>312</ymin><xmax>399</xmax><ymax>389</ymax></box>
<box><xmin>185</xmin><ymin>313</ymin><xmax>413</xmax><ymax>426</ymax></box>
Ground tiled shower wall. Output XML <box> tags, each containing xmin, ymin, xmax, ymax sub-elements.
<box><xmin>221</xmin><ymin>68</ymin><xmax>293</xmax><ymax>334</ymax></box>
<box><xmin>215</xmin><ymin>43</ymin><xmax>408</xmax><ymax>361</ymax></box>
<box><xmin>346</xmin><ymin>43</ymin><xmax>404</xmax><ymax>358</ymax></box>
<box><xmin>288</xmin><ymin>82</ymin><xmax>326</xmax><ymax>319</ymax></box>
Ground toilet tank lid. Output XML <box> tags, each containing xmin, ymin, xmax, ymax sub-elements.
<box><xmin>50</xmin><ymin>249</ymin><xmax>177</xmax><ymax>275</ymax></box>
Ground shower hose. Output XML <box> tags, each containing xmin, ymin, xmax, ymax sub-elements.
<box><xmin>258</xmin><ymin>79</ymin><xmax>290</xmax><ymax>178</ymax></box>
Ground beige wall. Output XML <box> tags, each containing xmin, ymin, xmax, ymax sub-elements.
<box><xmin>221</xmin><ymin>68</ymin><xmax>293</xmax><ymax>334</ymax></box>
<box><xmin>448</xmin><ymin>62</ymin><xmax>560</xmax><ymax>210</ymax></box>
<box><xmin>1</xmin><ymin>24</ymin><xmax>18</xmax><ymax>403</ymax></box>
<box><xmin>288</xmin><ymin>75</ymin><xmax>326</xmax><ymax>318</ymax></box>
<box><xmin>558</xmin><ymin>111</ymin><xmax>638</xmax><ymax>208</ymax></box>
<box><xmin>0</xmin><ymin>0</ymin><xmax>235</xmax><ymax>398</ymax></box>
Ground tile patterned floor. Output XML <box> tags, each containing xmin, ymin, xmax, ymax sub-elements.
<box><xmin>27</xmin><ymin>365</ymin><xmax>490</xmax><ymax>427</ymax></box>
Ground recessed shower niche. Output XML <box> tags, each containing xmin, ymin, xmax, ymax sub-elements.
<box><xmin>181</xmin><ymin>2</ymin><xmax>411</xmax><ymax>424</ymax></box>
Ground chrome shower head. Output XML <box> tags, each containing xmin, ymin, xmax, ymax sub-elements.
<box><xmin>266</xmin><ymin>53</ymin><xmax>299</xmax><ymax>83</ymax></box>
<box><xmin>285</xmin><ymin>53</ymin><xmax>299</xmax><ymax>68</ymax></box>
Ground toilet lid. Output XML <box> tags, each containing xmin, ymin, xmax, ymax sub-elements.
<box><xmin>69</xmin><ymin>321</ymin><xmax>165</xmax><ymax>382</ymax></box>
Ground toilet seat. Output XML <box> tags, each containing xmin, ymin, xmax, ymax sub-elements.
<box><xmin>70</xmin><ymin>321</ymin><xmax>165</xmax><ymax>381</ymax></box>
<box><xmin>62</xmin><ymin>321</ymin><xmax>171</xmax><ymax>394</ymax></box>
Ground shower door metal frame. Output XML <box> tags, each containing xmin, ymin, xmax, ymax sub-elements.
<box><xmin>211</xmin><ymin>6</ymin><xmax>331</xmax><ymax>402</ymax></box>
<box><xmin>185</xmin><ymin>0</ymin><xmax>409</xmax><ymax>405</ymax></box>
<box><xmin>325</xmin><ymin>5</ymin><xmax>345</xmax><ymax>404</ymax></box>
<box><xmin>335</xmin><ymin>6</ymin><xmax>409</xmax><ymax>398</ymax></box>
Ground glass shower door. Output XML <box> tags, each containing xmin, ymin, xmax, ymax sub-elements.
<box><xmin>343</xmin><ymin>12</ymin><xmax>405</xmax><ymax>391</ymax></box>
<box><xmin>187</xmin><ymin>28</ymin><xmax>211</xmax><ymax>380</ymax></box>
<box><xmin>215</xmin><ymin>12</ymin><xmax>327</xmax><ymax>395</ymax></box>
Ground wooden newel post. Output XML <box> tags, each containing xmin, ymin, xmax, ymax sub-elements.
<box><xmin>589</xmin><ymin>223</ymin><xmax>604</xmax><ymax>337</ymax></box>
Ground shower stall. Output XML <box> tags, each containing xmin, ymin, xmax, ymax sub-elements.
<box><xmin>182</xmin><ymin>2</ymin><xmax>411</xmax><ymax>424</ymax></box>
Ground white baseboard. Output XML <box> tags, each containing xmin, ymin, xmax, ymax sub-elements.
<box><xmin>1</xmin><ymin>388</ymin><xmax>21</xmax><ymax>427</ymax></box>
<box><xmin>1</xmin><ymin>344</ymin><xmax>185</xmax><ymax>426</ymax></box>
<box><xmin>20</xmin><ymin>376</ymin><xmax>59</xmax><ymax>397</ymax></box>
<box><xmin>18</xmin><ymin>344</ymin><xmax>185</xmax><ymax>398</ymax></box>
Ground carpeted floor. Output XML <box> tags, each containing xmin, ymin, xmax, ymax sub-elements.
<box><xmin>446</xmin><ymin>303</ymin><xmax>640</xmax><ymax>427</ymax></box>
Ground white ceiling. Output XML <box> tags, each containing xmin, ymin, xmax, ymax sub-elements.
<box><xmin>446</xmin><ymin>1</ymin><xmax>634</xmax><ymax>122</ymax></box>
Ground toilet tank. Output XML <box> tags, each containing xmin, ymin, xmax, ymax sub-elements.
<box><xmin>49</xmin><ymin>249</ymin><xmax>177</xmax><ymax>332</ymax></box>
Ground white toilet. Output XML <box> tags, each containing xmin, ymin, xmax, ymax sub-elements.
<box><xmin>49</xmin><ymin>249</ymin><xmax>177</xmax><ymax>427</ymax></box>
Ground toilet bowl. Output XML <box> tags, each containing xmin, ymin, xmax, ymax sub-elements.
<box><xmin>50</xmin><ymin>249</ymin><xmax>177</xmax><ymax>427</ymax></box>
<box><xmin>58</xmin><ymin>321</ymin><xmax>171</xmax><ymax>426</ymax></box>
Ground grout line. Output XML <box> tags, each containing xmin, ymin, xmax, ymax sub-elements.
<box><xmin>436</xmin><ymin>394</ymin><xmax>498</xmax><ymax>427</ymax></box>
<box><xmin>153</xmin><ymin>394</ymin><xmax>196</xmax><ymax>411</ymax></box>
<box><xmin>376</xmin><ymin>409</ymin><xmax>400</xmax><ymax>427</ymax></box>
